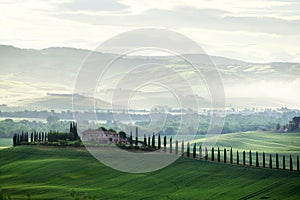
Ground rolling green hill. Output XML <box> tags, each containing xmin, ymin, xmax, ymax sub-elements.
<box><xmin>0</xmin><ymin>145</ymin><xmax>299</xmax><ymax>199</ymax></box>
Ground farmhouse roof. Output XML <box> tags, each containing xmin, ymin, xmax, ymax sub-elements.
<box><xmin>82</xmin><ymin>129</ymin><xmax>118</xmax><ymax>135</ymax></box>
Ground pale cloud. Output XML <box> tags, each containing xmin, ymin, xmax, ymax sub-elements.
<box><xmin>0</xmin><ymin>0</ymin><xmax>300</xmax><ymax>62</ymax></box>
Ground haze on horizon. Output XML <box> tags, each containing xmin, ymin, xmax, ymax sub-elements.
<box><xmin>0</xmin><ymin>0</ymin><xmax>300</xmax><ymax>63</ymax></box>
<box><xmin>0</xmin><ymin>0</ymin><xmax>300</xmax><ymax>110</ymax></box>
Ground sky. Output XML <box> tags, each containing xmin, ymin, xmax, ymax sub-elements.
<box><xmin>0</xmin><ymin>0</ymin><xmax>300</xmax><ymax>62</ymax></box>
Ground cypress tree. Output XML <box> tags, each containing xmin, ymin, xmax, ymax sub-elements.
<box><xmin>130</xmin><ymin>131</ymin><xmax>133</xmax><ymax>146</ymax></box>
<box><xmin>73</xmin><ymin>122</ymin><xmax>79</xmax><ymax>140</ymax></box>
<box><xmin>224</xmin><ymin>148</ymin><xmax>226</xmax><ymax>163</ymax></box>
<box><xmin>205</xmin><ymin>147</ymin><xmax>208</xmax><ymax>160</ymax></box>
<box><xmin>148</xmin><ymin>136</ymin><xmax>150</xmax><ymax>147</ymax></box>
<box><xmin>70</xmin><ymin>122</ymin><xmax>73</xmax><ymax>133</ymax></box>
<box><xmin>13</xmin><ymin>134</ymin><xmax>16</xmax><ymax>147</ymax></box>
<box><xmin>217</xmin><ymin>147</ymin><xmax>220</xmax><ymax>162</ymax></box>
<box><xmin>249</xmin><ymin>150</ymin><xmax>252</xmax><ymax>166</ymax></box>
<box><xmin>25</xmin><ymin>132</ymin><xmax>28</xmax><ymax>143</ymax></box>
<box><xmin>17</xmin><ymin>134</ymin><xmax>20</xmax><ymax>145</ymax></box>
<box><xmin>193</xmin><ymin>143</ymin><xmax>196</xmax><ymax>158</ymax></box>
<box><xmin>20</xmin><ymin>132</ymin><xmax>23</xmax><ymax>143</ymax></box>
<box><xmin>283</xmin><ymin>155</ymin><xmax>286</xmax><ymax>170</ymax></box>
<box><xmin>230</xmin><ymin>148</ymin><xmax>233</xmax><ymax>164</ymax></box>
<box><xmin>181</xmin><ymin>141</ymin><xmax>184</xmax><ymax>156</ymax></box>
<box><xmin>164</xmin><ymin>136</ymin><xmax>166</xmax><ymax>152</ymax></box>
<box><xmin>34</xmin><ymin>132</ymin><xmax>38</xmax><ymax>141</ymax></box>
<box><xmin>144</xmin><ymin>134</ymin><xmax>147</xmax><ymax>146</ymax></box>
<box><xmin>158</xmin><ymin>134</ymin><xmax>161</xmax><ymax>149</ymax></box>
<box><xmin>256</xmin><ymin>151</ymin><xmax>259</xmax><ymax>167</ymax></box>
<box><xmin>170</xmin><ymin>137</ymin><xmax>172</xmax><ymax>154</ymax></box>
<box><xmin>211</xmin><ymin>147</ymin><xmax>214</xmax><ymax>161</ymax></box>
<box><xmin>237</xmin><ymin>150</ymin><xmax>239</xmax><ymax>165</ymax></box>
<box><xmin>263</xmin><ymin>152</ymin><xmax>265</xmax><ymax>168</ymax></box>
<box><xmin>31</xmin><ymin>132</ymin><xmax>33</xmax><ymax>142</ymax></box>
<box><xmin>152</xmin><ymin>133</ymin><xmax>155</xmax><ymax>148</ymax></box>
<box><xmin>243</xmin><ymin>151</ymin><xmax>246</xmax><ymax>165</ymax></box>
<box><xmin>175</xmin><ymin>140</ymin><xmax>178</xmax><ymax>155</ymax></box>
<box><xmin>269</xmin><ymin>154</ymin><xmax>272</xmax><ymax>168</ymax></box>
<box><xmin>187</xmin><ymin>142</ymin><xmax>190</xmax><ymax>157</ymax></box>
<box><xmin>290</xmin><ymin>155</ymin><xmax>293</xmax><ymax>171</ymax></box>
<box><xmin>199</xmin><ymin>146</ymin><xmax>202</xmax><ymax>159</ymax></box>
<box><xmin>276</xmin><ymin>153</ymin><xmax>279</xmax><ymax>169</ymax></box>
<box><xmin>135</xmin><ymin>127</ymin><xmax>138</xmax><ymax>147</ymax></box>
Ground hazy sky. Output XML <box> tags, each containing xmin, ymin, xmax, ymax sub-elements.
<box><xmin>1</xmin><ymin>0</ymin><xmax>300</xmax><ymax>62</ymax></box>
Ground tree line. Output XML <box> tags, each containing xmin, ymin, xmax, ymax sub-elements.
<box><xmin>13</xmin><ymin>122</ymin><xmax>80</xmax><ymax>146</ymax></box>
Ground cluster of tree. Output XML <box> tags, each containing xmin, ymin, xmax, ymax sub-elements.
<box><xmin>276</xmin><ymin>116</ymin><xmax>300</xmax><ymax>132</ymax></box>
<box><xmin>13</xmin><ymin>122</ymin><xmax>81</xmax><ymax>146</ymax></box>
<box><xmin>13</xmin><ymin>131</ymin><xmax>47</xmax><ymax>146</ymax></box>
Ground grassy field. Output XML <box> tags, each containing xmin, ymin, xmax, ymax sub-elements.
<box><xmin>0</xmin><ymin>138</ymin><xmax>12</xmax><ymax>149</ymax></box>
<box><xmin>0</xmin><ymin>132</ymin><xmax>300</xmax><ymax>199</ymax></box>
<box><xmin>0</xmin><ymin>145</ymin><xmax>300</xmax><ymax>199</ymax></box>
<box><xmin>191</xmin><ymin>131</ymin><xmax>300</xmax><ymax>169</ymax></box>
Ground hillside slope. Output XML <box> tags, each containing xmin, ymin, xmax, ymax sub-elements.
<box><xmin>0</xmin><ymin>146</ymin><xmax>299</xmax><ymax>199</ymax></box>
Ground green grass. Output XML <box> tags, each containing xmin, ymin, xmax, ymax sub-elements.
<box><xmin>0</xmin><ymin>138</ymin><xmax>12</xmax><ymax>149</ymax></box>
<box><xmin>0</xmin><ymin>144</ymin><xmax>300</xmax><ymax>200</ymax></box>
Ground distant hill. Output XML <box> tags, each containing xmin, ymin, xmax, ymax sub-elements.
<box><xmin>1</xmin><ymin>44</ymin><xmax>299</xmax><ymax>110</ymax></box>
<box><xmin>16</xmin><ymin>93</ymin><xmax>113</xmax><ymax>110</ymax></box>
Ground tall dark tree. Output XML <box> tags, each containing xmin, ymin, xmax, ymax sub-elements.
<box><xmin>230</xmin><ymin>148</ymin><xmax>233</xmax><ymax>164</ymax></box>
<box><xmin>169</xmin><ymin>137</ymin><xmax>172</xmax><ymax>154</ymax></box>
<box><xmin>72</xmin><ymin>122</ymin><xmax>79</xmax><ymax>140</ymax></box>
<box><xmin>224</xmin><ymin>148</ymin><xmax>227</xmax><ymax>163</ymax></box>
<box><xmin>129</xmin><ymin>131</ymin><xmax>133</xmax><ymax>146</ymax></box>
<box><xmin>249</xmin><ymin>150</ymin><xmax>252</xmax><ymax>166</ymax></box>
<box><xmin>70</xmin><ymin>122</ymin><xmax>73</xmax><ymax>133</ymax></box>
<box><xmin>30</xmin><ymin>132</ymin><xmax>33</xmax><ymax>143</ymax></box>
<box><xmin>211</xmin><ymin>147</ymin><xmax>214</xmax><ymax>161</ymax></box>
<box><xmin>187</xmin><ymin>142</ymin><xmax>190</xmax><ymax>157</ymax></box>
<box><xmin>283</xmin><ymin>155</ymin><xmax>286</xmax><ymax>170</ymax></box>
<box><xmin>290</xmin><ymin>155</ymin><xmax>293</xmax><ymax>171</ymax></box>
<box><xmin>256</xmin><ymin>151</ymin><xmax>259</xmax><ymax>167</ymax></box>
<box><xmin>193</xmin><ymin>143</ymin><xmax>196</xmax><ymax>158</ymax></box>
<box><xmin>205</xmin><ymin>147</ymin><xmax>208</xmax><ymax>160</ymax></box>
<box><xmin>217</xmin><ymin>147</ymin><xmax>220</xmax><ymax>162</ymax></box>
<box><xmin>243</xmin><ymin>151</ymin><xmax>246</xmax><ymax>165</ymax></box>
<box><xmin>144</xmin><ymin>134</ymin><xmax>147</xmax><ymax>146</ymax></box>
<box><xmin>263</xmin><ymin>152</ymin><xmax>265</xmax><ymax>168</ymax></box>
<box><xmin>269</xmin><ymin>154</ymin><xmax>272</xmax><ymax>168</ymax></box>
<box><xmin>152</xmin><ymin>133</ymin><xmax>155</xmax><ymax>148</ymax></box>
<box><xmin>135</xmin><ymin>127</ymin><xmax>138</xmax><ymax>147</ymax></box>
<box><xmin>34</xmin><ymin>132</ymin><xmax>38</xmax><ymax>142</ymax></box>
<box><xmin>163</xmin><ymin>136</ymin><xmax>166</xmax><ymax>152</ymax></box>
<box><xmin>148</xmin><ymin>136</ymin><xmax>150</xmax><ymax>148</ymax></box>
<box><xmin>181</xmin><ymin>141</ymin><xmax>184</xmax><ymax>156</ymax></box>
<box><xmin>276</xmin><ymin>153</ymin><xmax>279</xmax><ymax>169</ymax></box>
<box><xmin>237</xmin><ymin>150</ymin><xmax>239</xmax><ymax>165</ymax></box>
<box><xmin>158</xmin><ymin>134</ymin><xmax>161</xmax><ymax>149</ymax></box>
<box><xmin>13</xmin><ymin>134</ymin><xmax>17</xmax><ymax>147</ymax></box>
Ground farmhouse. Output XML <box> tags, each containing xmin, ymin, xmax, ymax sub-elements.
<box><xmin>81</xmin><ymin>129</ymin><xmax>123</xmax><ymax>144</ymax></box>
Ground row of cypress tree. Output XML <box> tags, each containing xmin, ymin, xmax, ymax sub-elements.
<box><xmin>13</xmin><ymin>122</ymin><xmax>79</xmax><ymax>146</ymax></box>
